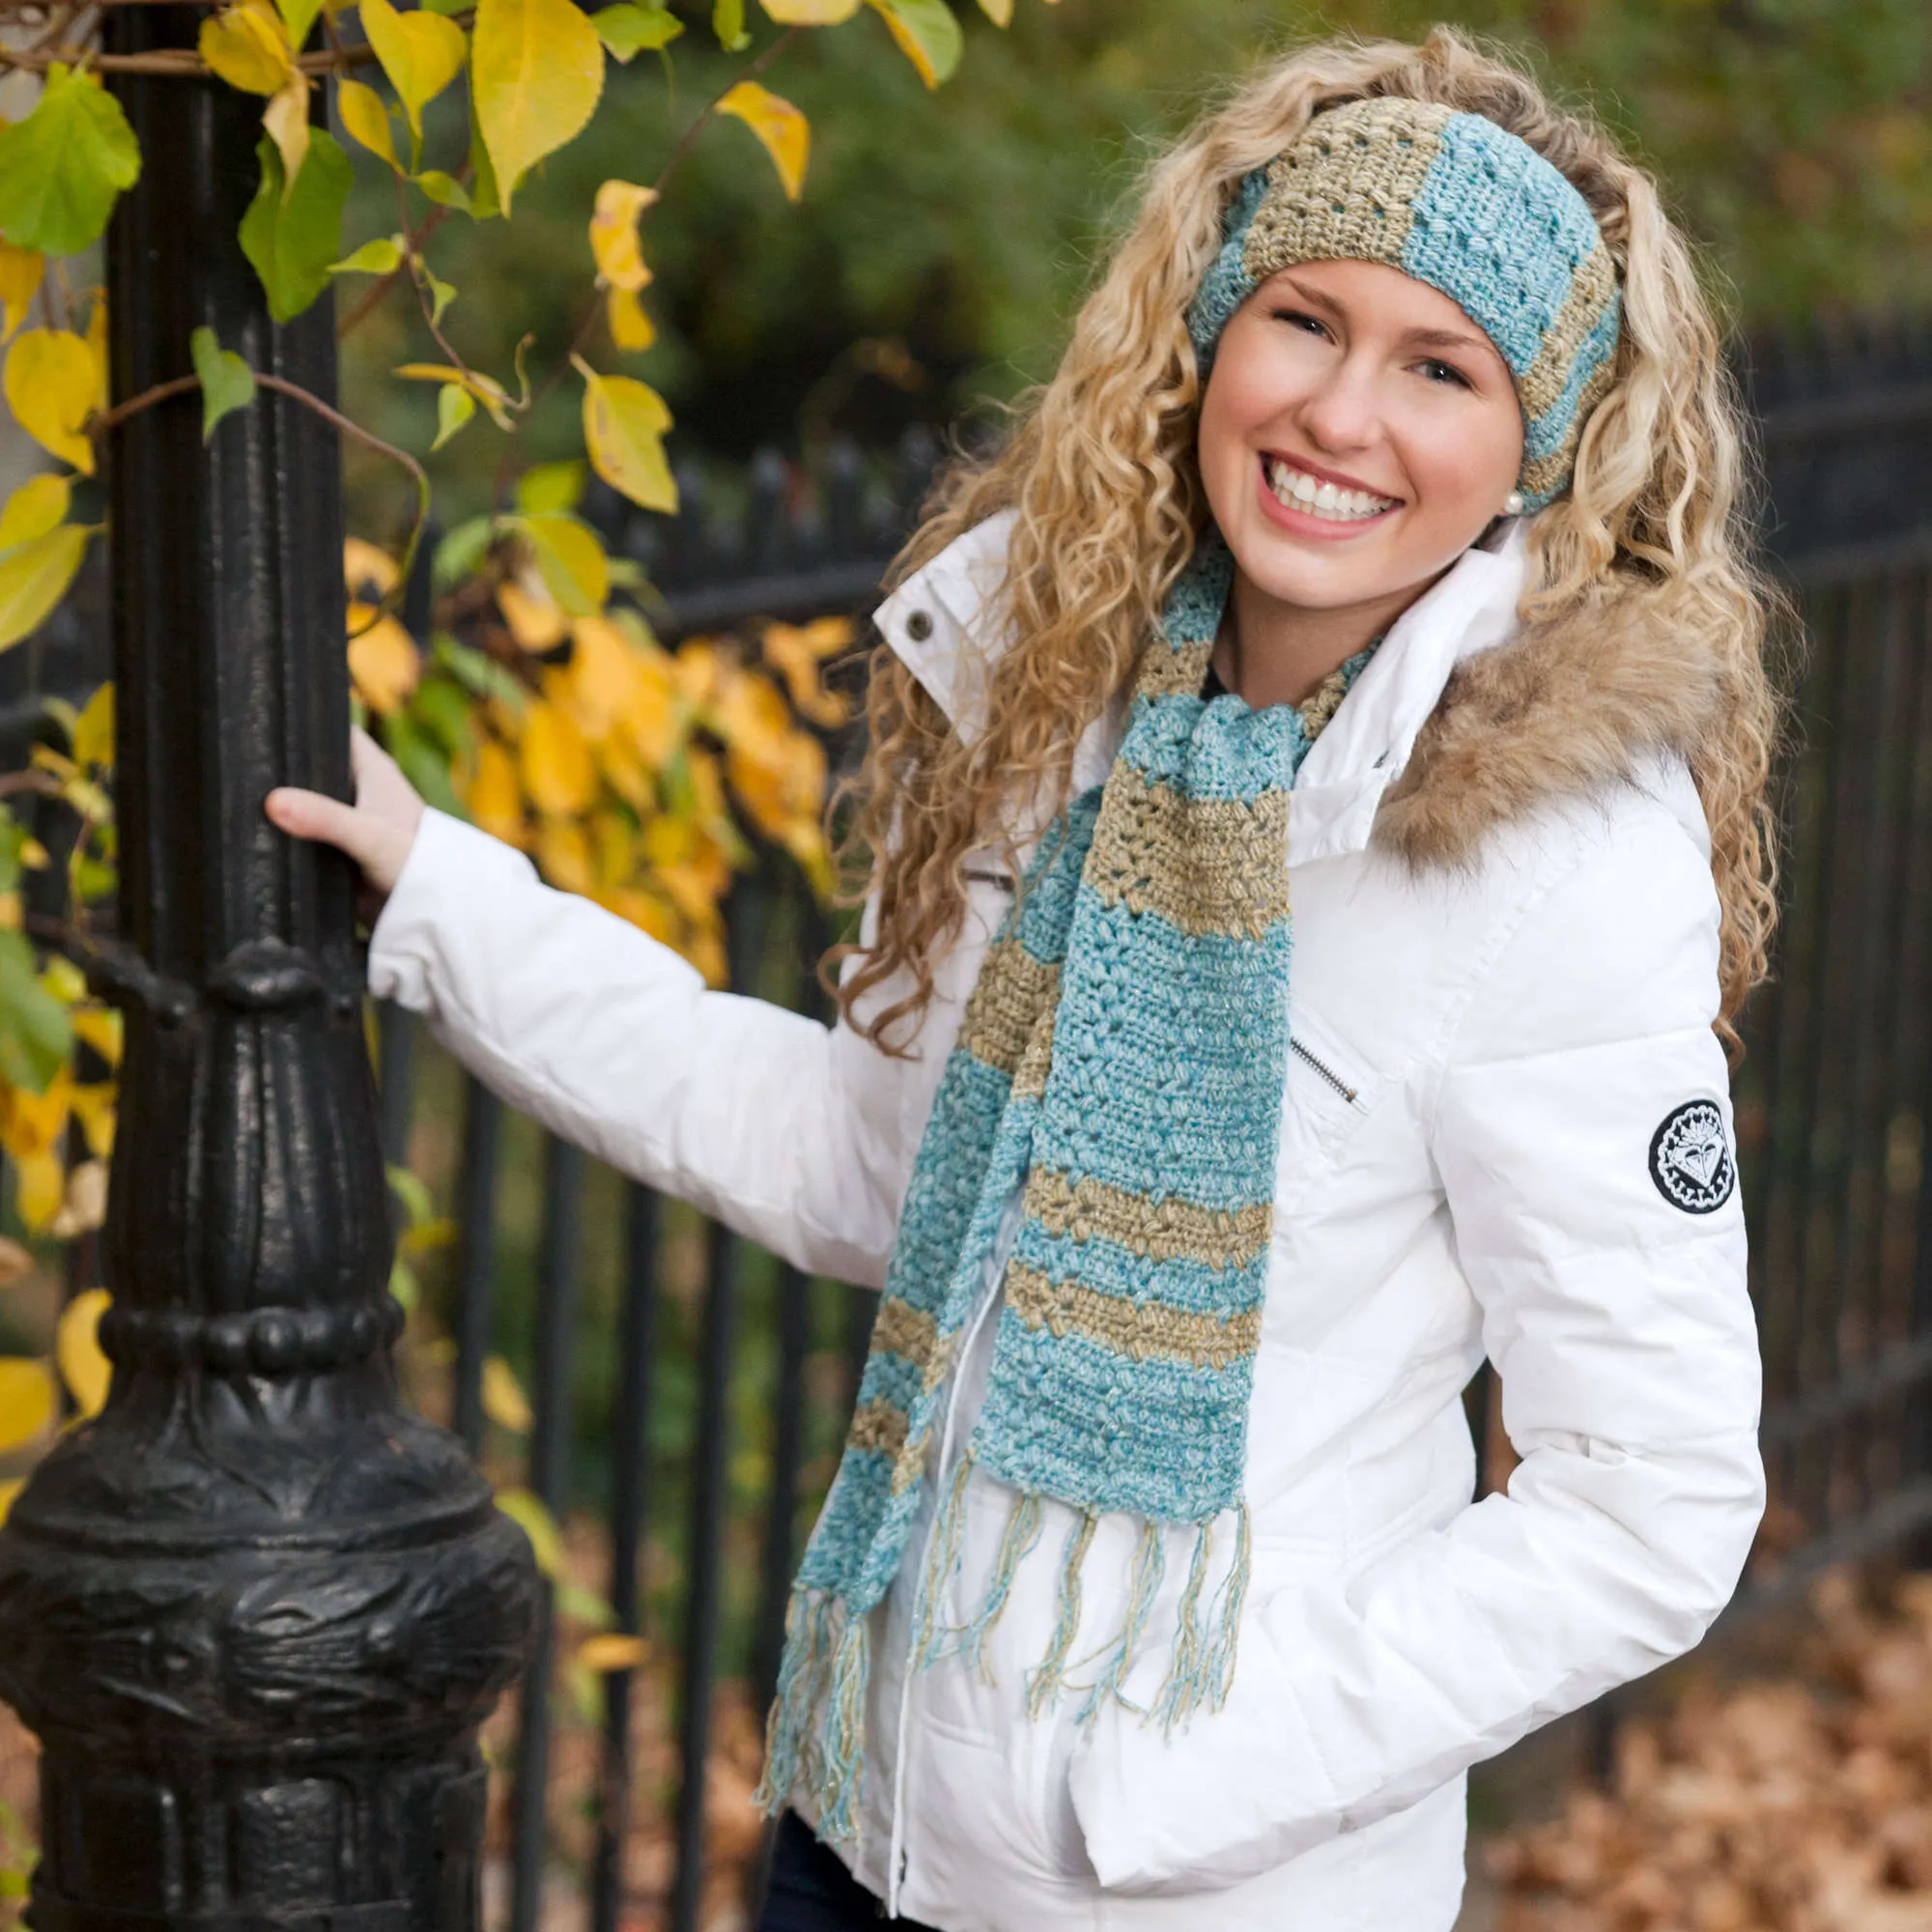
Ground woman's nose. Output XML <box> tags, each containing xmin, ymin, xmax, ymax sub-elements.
<box><xmin>1295</xmin><ymin>358</ymin><xmax>1381</xmax><ymax>451</ymax></box>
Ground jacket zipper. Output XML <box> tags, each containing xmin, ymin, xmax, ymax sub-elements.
<box><xmin>1291</xmin><ymin>1035</ymin><xmax>1360</xmax><ymax>1105</ymax></box>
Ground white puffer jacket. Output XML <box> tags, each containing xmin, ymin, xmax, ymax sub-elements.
<box><xmin>369</xmin><ymin>512</ymin><xmax>1765</xmax><ymax>1932</ymax></box>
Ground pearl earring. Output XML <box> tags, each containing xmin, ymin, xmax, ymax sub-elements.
<box><xmin>1502</xmin><ymin>489</ymin><xmax>1526</xmax><ymax>517</ymax></box>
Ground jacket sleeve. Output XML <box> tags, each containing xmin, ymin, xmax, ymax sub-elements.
<box><xmin>1067</xmin><ymin>792</ymin><xmax>1766</xmax><ymax>1893</ymax></box>
<box><xmin>365</xmin><ymin>806</ymin><xmax>992</xmax><ymax>1286</ymax></box>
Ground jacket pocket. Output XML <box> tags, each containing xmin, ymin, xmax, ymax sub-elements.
<box><xmin>1276</xmin><ymin>1005</ymin><xmax>1381</xmax><ymax>1197</ymax></box>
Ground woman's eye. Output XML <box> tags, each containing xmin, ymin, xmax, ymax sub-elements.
<box><xmin>1270</xmin><ymin>308</ymin><xmax>1329</xmax><ymax>339</ymax></box>
<box><xmin>1418</xmin><ymin>358</ymin><xmax>1472</xmax><ymax>389</ymax></box>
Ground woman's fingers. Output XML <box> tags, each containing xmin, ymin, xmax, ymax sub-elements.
<box><xmin>264</xmin><ymin>725</ymin><xmax>427</xmax><ymax>896</ymax></box>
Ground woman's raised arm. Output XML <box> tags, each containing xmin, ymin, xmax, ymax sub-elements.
<box><xmin>266</xmin><ymin>730</ymin><xmax>980</xmax><ymax>1287</ymax></box>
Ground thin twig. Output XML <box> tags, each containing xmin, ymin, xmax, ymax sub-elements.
<box><xmin>496</xmin><ymin>24</ymin><xmax>802</xmax><ymax>509</ymax></box>
<box><xmin>87</xmin><ymin>368</ymin><xmax>433</xmax><ymax>638</ymax></box>
<box><xmin>0</xmin><ymin>35</ymin><xmax>388</xmax><ymax>71</ymax></box>
<box><xmin>336</xmin><ymin>182</ymin><xmax>464</xmax><ymax>340</ymax></box>
<box><xmin>393</xmin><ymin>167</ymin><xmax>475</xmax><ymax>378</ymax></box>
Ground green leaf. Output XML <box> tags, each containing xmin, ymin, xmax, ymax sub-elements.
<box><xmin>329</xmin><ymin>236</ymin><xmax>405</xmax><ymax>275</ymax></box>
<box><xmin>515</xmin><ymin>458</ymin><xmax>585</xmax><ymax>514</ymax></box>
<box><xmin>385</xmin><ymin>1161</ymin><xmax>435</xmax><ymax>1228</ymax></box>
<box><xmin>386</xmin><ymin>1255</ymin><xmax>418</xmax><ymax>1313</ymax></box>
<box><xmin>414</xmin><ymin>169</ymin><xmax>472</xmax><ymax>212</ymax></box>
<box><xmin>0</xmin><ymin>64</ymin><xmax>142</xmax><ymax>256</ymax></box>
<box><xmin>382</xmin><ymin>709</ymin><xmax>467</xmax><ymax>815</ymax></box>
<box><xmin>0</xmin><ymin>928</ymin><xmax>72</xmax><ymax>1094</ymax></box>
<box><xmin>431</xmin><ymin>380</ymin><xmax>475</xmax><ymax>450</ymax></box>
<box><xmin>238</xmin><ymin>129</ymin><xmax>354</xmax><ymax>324</ymax></box>
<box><xmin>189</xmin><ymin>326</ymin><xmax>256</xmax><ymax>441</ymax></box>
<box><xmin>433</xmin><ymin>631</ymin><xmax>526</xmax><ymax>708</ymax></box>
<box><xmin>432</xmin><ymin>515</ymin><xmax>496</xmax><ymax>588</ymax></box>
<box><xmin>406</xmin><ymin>673</ymin><xmax>476</xmax><ymax>757</ymax></box>
<box><xmin>427</xmin><ymin>270</ymin><xmax>458</xmax><ymax>325</ymax></box>
<box><xmin>275</xmin><ymin>0</ymin><xmax>327</xmax><ymax>49</ymax></box>
<box><xmin>495</xmin><ymin>1486</ymin><xmax>562</xmax><ymax>1576</ymax></box>
<box><xmin>870</xmin><ymin>0</ymin><xmax>961</xmax><ymax>87</ymax></box>
<box><xmin>713</xmin><ymin>0</ymin><xmax>749</xmax><ymax>49</ymax></box>
<box><xmin>591</xmin><ymin>2</ymin><xmax>683</xmax><ymax>57</ymax></box>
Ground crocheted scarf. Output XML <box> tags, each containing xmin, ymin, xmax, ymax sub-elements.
<box><xmin>755</xmin><ymin>536</ymin><xmax>1372</xmax><ymax>1840</ymax></box>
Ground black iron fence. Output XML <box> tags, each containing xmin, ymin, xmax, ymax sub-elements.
<box><xmin>8</xmin><ymin>321</ymin><xmax>1932</xmax><ymax>1928</ymax></box>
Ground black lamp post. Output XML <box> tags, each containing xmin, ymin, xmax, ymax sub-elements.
<box><xmin>0</xmin><ymin>13</ymin><xmax>537</xmax><ymax>1927</ymax></box>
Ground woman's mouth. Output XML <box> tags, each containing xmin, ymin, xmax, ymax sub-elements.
<box><xmin>1259</xmin><ymin>454</ymin><xmax>1400</xmax><ymax>527</ymax></box>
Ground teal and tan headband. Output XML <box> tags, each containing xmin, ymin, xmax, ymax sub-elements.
<box><xmin>1188</xmin><ymin>97</ymin><xmax>1624</xmax><ymax>511</ymax></box>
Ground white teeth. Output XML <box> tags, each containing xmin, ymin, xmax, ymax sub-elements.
<box><xmin>1265</xmin><ymin>458</ymin><xmax>1394</xmax><ymax>523</ymax></box>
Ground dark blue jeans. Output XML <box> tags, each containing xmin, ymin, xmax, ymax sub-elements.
<box><xmin>756</xmin><ymin>1810</ymin><xmax>940</xmax><ymax>1931</ymax></box>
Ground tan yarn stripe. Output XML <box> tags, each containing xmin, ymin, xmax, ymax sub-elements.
<box><xmin>1006</xmin><ymin>1261</ymin><xmax>1264</xmax><ymax>1371</ymax></box>
<box><xmin>1012</xmin><ymin>1007</ymin><xmax>1057</xmax><ymax>1101</ymax></box>
<box><xmin>1086</xmin><ymin>767</ymin><xmax>1289</xmax><ymax>940</ymax></box>
<box><xmin>1024</xmin><ymin>1167</ymin><xmax>1271</xmax><ymax>1268</ymax></box>
<box><xmin>1520</xmin><ymin>345</ymin><xmax>1616</xmax><ymax>501</ymax></box>
<box><xmin>891</xmin><ymin>1426</ymin><xmax>933</xmax><ymax>1496</ymax></box>
<box><xmin>871</xmin><ymin>1295</ymin><xmax>940</xmax><ymax>1374</ymax></box>
<box><xmin>847</xmin><ymin>1398</ymin><xmax>909</xmax><ymax>1458</ymax></box>
<box><xmin>957</xmin><ymin>937</ymin><xmax>1060</xmax><ymax>1079</ymax></box>
<box><xmin>1243</xmin><ymin>98</ymin><xmax>1450</xmax><ymax>287</ymax></box>
<box><xmin>1136</xmin><ymin>640</ymin><xmax>1213</xmax><ymax>700</ymax></box>
<box><xmin>1518</xmin><ymin>233</ymin><xmax>1619</xmax><ymax>425</ymax></box>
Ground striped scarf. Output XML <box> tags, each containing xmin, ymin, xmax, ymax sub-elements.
<box><xmin>756</xmin><ymin>535</ymin><xmax>1372</xmax><ymax>1841</ymax></box>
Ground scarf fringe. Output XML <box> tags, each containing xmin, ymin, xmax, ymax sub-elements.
<box><xmin>756</xmin><ymin>1495</ymin><xmax>1255</xmax><ymax>1842</ymax></box>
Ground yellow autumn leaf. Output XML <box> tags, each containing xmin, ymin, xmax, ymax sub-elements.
<box><xmin>573</xmin><ymin>358</ymin><xmax>676</xmax><ymax>514</ymax></box>
<box><xmin>520</xmin><ymin>511</ymin><xmax>609</xmax><ymax>615</ymax></box>
<box><xmin>359</xmin><ymin>0</ymin><xmax>469</xmax><ymax>138</ymax></box>
<box><xmin>0</xmin><ymin>473</ymin><xmax>71</xmax><ymax>550</ymax></box>
<box><xmin>337</xmin><ymin>77</ymin><xmax>400</xmax><ymax>167</ymax></box>
<box><xmin>471</xmin><ymin>0</ymin><xmax>605</xmax><ymax>214</ymax></box>
<box><xmin>534</xmin><ymin>815</ymin><xmax>594</xmax><ymax>893</ymax></box>
<box><xmin>0</xmin><ymin>243</ymin><xmax>42</xmax><ymax>343</ymax></box>
<box><xmin>0</xmin><ymin>1358</ymin><xmax>54</xmax><ymax>1453</ymax></box>
<box><xmin>467</xmin><ymin>736</ymin><xmax>525</xmax><ymax>840</ymax></box>
<box><xmin>481</xmin><ymin>1352</ymin><xmax>533</xmax><ymax>1433</ymax></box>
<box><xmin>347</xmin><ymin>611</ymin><xmax>420</xmax><ymax>714</ymax></box>
<box><xmin>57</xmin><ymin>1287</ymin><xmax>112</xmax><ymax>1417</ymax></box>
<box><xmin>70</xmin><ymin>680</ymin><xmax>113</xmax><ymax>769</ymax></box>
<box><xmin>759</xmin><ymin>0</ymin><xmax>861</xmax><ymax>18</ymax></box>
<box><xmin>716</xmin><ymin>82</ymin><xmax>809</xmax><ymax>202</ymax></box>
<box><xmin>0</xmin><ymin>1478</ymin><xmax>21</xmax><ymax>1529</ymax></box>
<box><xmin>497</xmin><ymin>577</ymin><xmax>569</xmax><ymax>652</ymax></box>
<box><xmin>495</xmin><ymin>1485</ymin><xmax>563</xmax><ymax>1576</ymax></box>
<box><xmin>344</xmin><ymin>536</ymin><xmax>400</xmax><ymax>603</ymax></box>
<box><xmin>5</xmin><ymin>327</ymin><xmax>99</xmax><ymax>473</ymax></box>
<box><xmin>607</xmin><ymin>286</ymin><xmax>653</xmax><ymax>353</ymax></box>
<box><xmin>566</xmin><ymin>613</ymin><xmax>653</xmax><ymax>738</ymax></box>
<box><xmin>576</xmin><ymin>1632</ymin><xmax>649</xmax><ymax>1672</ymax></box>
<box><xmin>394</xmin><ymin>362</ymin><xmax>515</xmax><ymax>429</ymax></box>
<box><xmin>521</xmin><ymin>699</ymin><xmax>596</xmax><ymax>813</ymax></box>
<box><xmin>13</xmin><ymin>1151</ymin><xmax>65</xmax><ymax>1233</ymax></box>
<box><xmin>69</xmin><ymin>1079</ymin><xmax>116</xmax><ymax>1155</ymax></box>
<box><xmin>591</xmin><ymin>810</ymin><xmax>635</xmax><ymax>888</ymax></box>
<box><xmin>763</xmin><ymin>614</ymin><xmax>855</xmax><ymax>726</ymax></box>
<box><xmin>976</xmin><ymin>0</ymin><xmax>1010</xmax><ymax>20</ymax></box>
<box><xmin>1</xmin><ymin>1066</ymin><xmax>71</xmax><ymax>1159</ymax></box>
<box><xmin>0</xmin><ymin>524</ymin><xmax>90</xmax><ymax>654</ymax></box>
<box><xmin>263</xmin><ymin>74</ymin><xmax>313</xmax><ymax>190</ymax></box>
<box><xmin>588</xmin><ymin>179</ymin><xmax>656</xmax><ymax>291</ymax></box>
<box><xmin>199</xmin><ymin>2</ymin><xmax>295</xmax><ymax>94</ymax></box>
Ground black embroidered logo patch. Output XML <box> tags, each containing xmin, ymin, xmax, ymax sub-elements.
<box><xmin>1649</xmin><ymin>1099</ymin><xmax>1735</xmax><ymax>1214</ymax></box>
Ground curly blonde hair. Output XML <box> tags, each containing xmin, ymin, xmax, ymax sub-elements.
<box><xmin>834</xmin><ymin>24</ymin><xmax>1782</xmax><ymax>1056</ymax></box>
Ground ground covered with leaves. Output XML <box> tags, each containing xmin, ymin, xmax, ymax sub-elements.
<box><xmin>1487</xmin><ymin>1572</ymin><xmax>1932</xmax><ymax>1932</ymax></box>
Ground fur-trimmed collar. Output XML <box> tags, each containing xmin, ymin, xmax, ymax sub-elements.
<box><xmin>1373</xmin><ymin>596</ymin><xmax>1726</xmax><ymax>869</ymax></box>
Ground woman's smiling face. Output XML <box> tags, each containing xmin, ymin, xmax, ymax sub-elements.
<box><xmin>1197</xmin><ymin>258</ymin><xmax>1526</xmax><ymax>627</ymax></box>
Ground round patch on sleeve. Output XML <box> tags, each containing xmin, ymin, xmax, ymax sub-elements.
<box><xmin>1648</xmin><ymin>1099</ymin><xmax>1736</xmax><ymax>1213</ymax></box>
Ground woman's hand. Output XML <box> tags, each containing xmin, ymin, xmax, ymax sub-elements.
<box><xmin>265</xmin><ymin>726</ymin><xmax>426</xmax><ymax>918</ymax></box>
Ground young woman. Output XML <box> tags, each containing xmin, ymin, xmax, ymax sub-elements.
<box><xmin>269</xmin><ymin>26</ymin><xmax>1778</xmax><ymax>1932</ymax></box>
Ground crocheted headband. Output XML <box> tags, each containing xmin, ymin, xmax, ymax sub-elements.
<box><xmin>1188</xmin><ymin>96</ymin><xmax>1624</xmax><ymax>511</ymax></box>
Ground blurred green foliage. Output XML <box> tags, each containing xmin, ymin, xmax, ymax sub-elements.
<box><xmin>340</xmin><ymin>0</ymin><xmax>1932</xmax><ymax>524</ymax></box>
